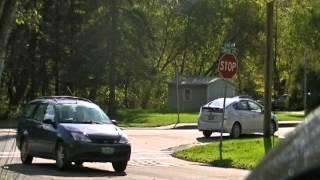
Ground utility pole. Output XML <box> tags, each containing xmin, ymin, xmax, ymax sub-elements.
<box><xmin>304</xmin><ymin>49</ymin><xmax>307</xmax><ymax>115</ymax></box>
<box><xmin>274</xmin><ymin>0</ymin><xmax>280</xmax><ymax>97</ymax></box>
<box><xmin>264</xmin><ymin>1</ymin><xmax>274</xmax><ymax>154</ymax></box>
<box><xmin>175</xmin><ymin>66</ymin><xmax>180</xmax><ymax>127</ymax></box>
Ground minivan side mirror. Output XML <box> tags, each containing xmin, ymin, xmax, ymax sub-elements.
<box><xmin>43</xmin><ymin>119</ymin><xmax>56</xmax><ymax>127</ymax></box>
<box><xmin>111</xmin><ymin>119</ymin><xmax>118</xmax><ymax>125</ymax></box>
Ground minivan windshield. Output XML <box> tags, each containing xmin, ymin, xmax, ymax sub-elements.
<box><xmin>56</xmin><ymin>103</ymin><xmax>111</xmax><ymax>124</ymax></box>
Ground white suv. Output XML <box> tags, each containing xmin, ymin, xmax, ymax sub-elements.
<box><xmin>198</xmin><ymin>97</ymin><xmax>278</xmax><ymax>138</ymax></box>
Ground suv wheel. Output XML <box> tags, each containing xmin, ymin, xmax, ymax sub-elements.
<box><xmin>112</xmin><ymin>161</ymin><xmax>128</xmax><ymax>172</ymax></box>
<box><xmin>203</xmin><ymin>130</ymin><xmax>213</xmax><ymax>138</ymax></box>
<box><xmin>20</xmin><ymin>139</ymin><xmax>33</xmax><ymax>164</ymax></box>
<box><xmin>231</xmin><ymin>123</ymin><xmax>241</xmax><ymax>138</ymax></box>
<box><xmin>56</xmin><ymin>143</ymin><xmax>70</xmax><ymax>170</ymax></box>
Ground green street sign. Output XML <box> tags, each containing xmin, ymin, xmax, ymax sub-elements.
<box><xmin>221</xmin><ymin>43</ymin><xmax>238</xmax><ymax>54</ymax></box>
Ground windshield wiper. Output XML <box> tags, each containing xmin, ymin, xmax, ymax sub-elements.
<box><xmin>80</xmin><ymin>120</ymin><xmax>103</xmax><ymax>124</ymax></box>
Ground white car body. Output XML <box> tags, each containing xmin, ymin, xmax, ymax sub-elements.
<box><xmin>197</xmin><ymin>97</ymin><xmax>278</xmax><ymax>138</ymax></box>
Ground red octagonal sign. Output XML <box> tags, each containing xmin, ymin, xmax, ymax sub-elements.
<box><xmin>218</xmin><ymin>53</ymin><xmax>238</xmax><ymax>79</ymax></box>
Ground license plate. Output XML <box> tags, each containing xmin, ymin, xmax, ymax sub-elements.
<box><xmin>208</xmin><ymin>114</ymin><xmax>215</xmax><ymax>120</ymax></box>
<box><xmin>101</xmin><ymin>147</ymin><xmax>114</xmax><ymax>155</ymax></box>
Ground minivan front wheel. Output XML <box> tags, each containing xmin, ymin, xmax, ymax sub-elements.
<box><xmin>112</xmin><ymin>161</ymin><xmax>128</xmax><ymax>172</ymax></box>
<box><xmin>56</xmin><ymin>143</ymin><xmax>70</xmax><ymax>170</ymax></box>
<box><xmin>20</xmin><ymin>139</ymin><xmax>33</xmax><ymax>164</ymax></box>
<box><xmin>203</xmin><ymin>130</ymin><xmax>213</xmax><ymax>138</ymax></box>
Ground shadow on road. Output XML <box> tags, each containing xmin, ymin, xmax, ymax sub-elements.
<box><xmin>0</xmin><ymin>134</ymin><xmax>16</xmax><ymax>142</ymax></box>
<box><xmin>196</xmin><ymin>134</ymin><xmax>265</xmax><ymax>143</ymax></box>
<box><xmin>2</xmin><ymin>163</ymin><xmax>126</xmax><ymax>178</ymax></box>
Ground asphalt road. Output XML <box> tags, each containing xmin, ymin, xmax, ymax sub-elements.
<box><xmin>0</xmin><ymin>128</ymin><xmax>294</xmax><ymax>180</ymax></box>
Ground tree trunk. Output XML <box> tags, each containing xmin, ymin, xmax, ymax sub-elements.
<box><xmin>0</xmin><ymin>0</ymin><xmax>17</xmax><ymax>84</ymax></box>
<box><xmin>54</xmin><ymin>1</ymin><xmax>60</xmax><ymax>95</ymax></box>
<box><xmin>107</xmin><ymin>1</ymin><xmax>118</xmax><ymax>118</ymax></box>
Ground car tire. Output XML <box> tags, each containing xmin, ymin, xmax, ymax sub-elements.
<box><xmin>270</xmin><ymin>121</ymin><xmax>276</xmax><ymax>135</ymax></box>
<box><xmin>203</xmin><ymin>130</ymin><xmax>213</xmax><ymax>138</ymax></box>
<box><xmin>231</xmin><ymin>123</ymin><xmax>241</xmax><ymax>138</ymax></box>
<box><xmin>56</xmin><ymin>142</ymin><xmax>70</xmax><ymax>170</ymax></box>
<box><xmin>112</xmin><ymin>161</ymin><xmax>128</xmax><ymax>172</ymax></box>
<box><xmin>20</xmin><ymin>139</ymin><xmax>33</xmax><ymax>165</ymax></box>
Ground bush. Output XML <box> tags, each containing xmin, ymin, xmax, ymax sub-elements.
<box><xmin>288</xmin><ymin>65</ymin><xmax>320</xmax><ymax>114</ymax></box>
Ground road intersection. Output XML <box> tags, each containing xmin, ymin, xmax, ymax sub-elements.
<box><xmin>0</xmin><ymin>127</ymin><xmax>294</xmax><ymax>180</ymax></box>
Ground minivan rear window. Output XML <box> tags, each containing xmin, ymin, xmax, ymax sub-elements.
<box><xmin>24</xmin><ymin>103</ymin><xmax>38</xmax><ymax>118</ymax></box>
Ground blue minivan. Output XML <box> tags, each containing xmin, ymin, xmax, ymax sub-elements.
<box><xmin>16</xmin><ymin>96</ymin><xmax>131</xmax><ymax>172</ymax></box>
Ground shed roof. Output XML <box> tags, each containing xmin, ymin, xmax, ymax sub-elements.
<box><xmin>168</xmin><ymin>76</ymin><xmax>232</xmax><ymax>86</ymax></box>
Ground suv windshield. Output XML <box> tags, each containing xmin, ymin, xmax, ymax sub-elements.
<box><xmin>56</xmin><ymin>103</ymin><xmax>111</xmax><ymax>124</ymax></box>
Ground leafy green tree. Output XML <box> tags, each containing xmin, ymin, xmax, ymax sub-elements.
<box><xmin>0</xmin><ymin>0</ymin><xmax>18</xmax><ymax>84</ymax></box>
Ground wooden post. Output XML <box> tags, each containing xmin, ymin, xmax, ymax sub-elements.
<box><xmin>264</xmin><ymin>1</ymin><xmax>274</xmax><ymax>153</ymax></box>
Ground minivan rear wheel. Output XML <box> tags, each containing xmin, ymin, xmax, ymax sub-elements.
<box><xmin>112</xmin><ymin>161</ymin><xmax>128</xmax><ymax>172</ymax></box>
<box><xmin>270</xmin><ymin>121</ymin><xmax>276</xmax><ymax>135</ymax></box>
<box><xmin>203</xmin><ymin>130</ymin><xmax>213</xmax><ymax>138</ymax></box>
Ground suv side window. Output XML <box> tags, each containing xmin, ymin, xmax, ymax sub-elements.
<box><xmin>33</xmin><ymin>104</ymin><xmax>48</xmax><ymax>121</ymax></box>
<box><xmin>24</xmin><ymin>103</ymin><xmax>38</xmax><ymax>118</ymax></box>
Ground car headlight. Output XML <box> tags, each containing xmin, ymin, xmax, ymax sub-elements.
<box><xmin>119</xmin><ymin>134</ymin><xmax>129</xmax><ymax>144</ymax></box>
<box><xmin>71</xmin><ymin>132</ymin><xmax>92</xmax><ymax>143</ymax></box>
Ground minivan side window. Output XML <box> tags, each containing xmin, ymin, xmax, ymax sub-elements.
<box><xmin>33</xmin><ymin>104</ymin><xmax>48</xmax><ymax>121</ymax></box>
<box><xmin>44</xmin><ymin>105</ymin><xmax>55</xmax><ymax>121</ymax></box>
<box><xmin>24</xmin><ymin>103</ymin><xmax>38</xmax><ymax>118</ymax></box>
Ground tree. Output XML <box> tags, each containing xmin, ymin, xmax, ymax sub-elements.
<box><xmin>0</xmin><ymin>0</ymin><xmax>18</xmax><ymax>84</ymax></box>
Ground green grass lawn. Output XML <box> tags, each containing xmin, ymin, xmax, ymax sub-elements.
<box><xmin>117</xmin><ymin>109</ymin><xmax>304</xmax><ymax>127</ymax></box>
<box><xmin>173</xmin><ymin>138</ymin><xmax>280</xmax><ymax>169</ymax></box>
<box><xmin>117</xmin><ymin>109</ymin><xmax>199</xmax><ymax>127</ymax></box>
<box><xmin>275</xmin><ymin>111</ymin><xmax>305</xmax><ymax>121</ymax></box>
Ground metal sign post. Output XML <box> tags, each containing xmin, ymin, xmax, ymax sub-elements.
<box><xmin>219</xmin><ymin>82</ymin><xmax>227</xmax><ymax>160</ymax></box>
<box><xmin>217</xmin><ymin>51</ymin><xmax>238</xmax><ymax>160</ymax></box>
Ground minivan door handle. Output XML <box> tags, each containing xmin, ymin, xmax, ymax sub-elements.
<box><xmin>35</xmin><ymin>123</ymin><xmax>43</xmax><ymax>129</ymax></box>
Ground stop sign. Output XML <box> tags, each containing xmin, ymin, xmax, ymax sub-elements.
<box><xmin>218</xmin><ymin>53</ymin><xmax>238</xmax><ymax>79</ymax></box>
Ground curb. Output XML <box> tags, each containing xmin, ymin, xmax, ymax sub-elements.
<box><xmin>170</xmin><ymin>121</ymin><xmax>301</xmax><ymax>130</ymax></box>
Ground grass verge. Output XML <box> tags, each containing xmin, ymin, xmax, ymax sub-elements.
<box><xmin>117</xmin><ymin>109</ymin><xmax>304</xmax><ymax>127</ymax></box>
<box><xmin>117</xmin><ymin>109</ymin><xmax>198</xmax><ymax>127</ymax></box>
<box><xmin>275</xmin><ymin>111</ymin><xmax>304</xmax><ymax>121</ymax></box>
<box><xmin>173</xmin><ymin>138</ymin><xmax>280</xmax><ymax>169</ymax></box>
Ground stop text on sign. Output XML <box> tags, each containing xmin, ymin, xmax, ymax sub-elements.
<box><xmin>218</xmin><ymin>53</ymin><xmax>238</xmax><ymax>79</ymax></box>
<box><xmin>219</xmin><ymin>61</ymin><xmax>237</xmax><ymax>72</ymax></box>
